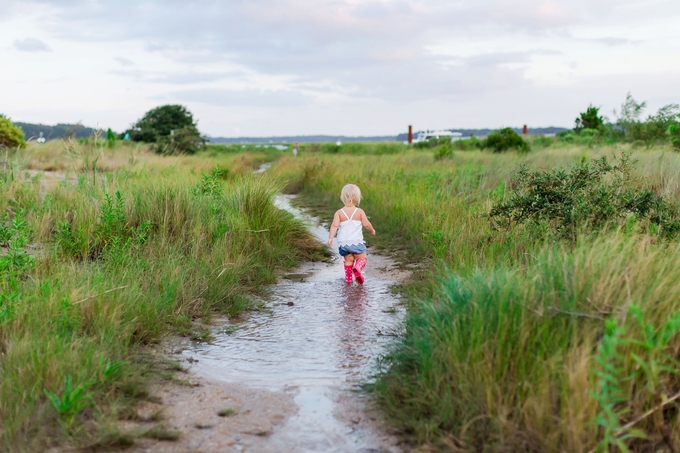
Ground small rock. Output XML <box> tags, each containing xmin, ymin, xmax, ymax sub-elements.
<box><xmin>287</xmin><ymin>302</ymin><xmax>294</xmax><ymax>306</ymax></box>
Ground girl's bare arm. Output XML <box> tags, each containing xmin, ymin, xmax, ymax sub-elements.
<box><xmin>327</xmin><ymin>211</ymin><xmax>341</xmax><ymax>247</ymax></box>
<box><xmin>361</xmin><ymin>210</ymin><xmax>376</xmax><ymax>235</ymax></box>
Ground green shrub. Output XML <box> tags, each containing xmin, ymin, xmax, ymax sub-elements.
<box><xmin>490</xmin><ymin>153</ymin><xmax>680</xmax><ymax>238</ymax></box>
<box><xmin>433</xmin><ymin>142</ymin><xmax>454</xmax><ymax>160</ymax></box>
<box><xmin>575</xmin><ymin>105</ymin><xmax>604</xmax><ymax>132</ymax></box>
<box><xmin>532</xmin><ymin>135</ymin><xmax>556</xmax><ymax>148</ymax></box>
<box><xmin>0</xmin><ymin>115</ymin><xmax>27</xmax><ymax>149</ymax></box>
<box><xmin>484</xmin><ymin>127</ymin><xmax>529</xmax><ymax>153</ymax></box>
<box><xmin>669</xmin><ymin>117</ymin><xmax>680</xmax><ymax>151</ymax></box>
<box><xmin>452</xmin><ymin>137</ymin><xmax>484</xmax><ymax>151</ymax></box>
<box><xmin>580</xmin><ymin>128</ymin><xmax>599</xmax><ymax>137</ymax></box>
<box><xmin>374</xmin><ymin>143</ymin><xmax>401</xmax><ymax>155</ymax></box>
<box><xmin>127</xmin><ymin>105</ymin><xmax>204</xmax><ymax>154</ymax></box>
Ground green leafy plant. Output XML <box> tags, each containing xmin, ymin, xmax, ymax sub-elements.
<box><xmin>484</xmin><ymin>127</ymin><xmax>530</xmax><ymax>153</ymax></box>
<box><xmin>55</xmin><ymin>298</ymin><xmax>83</xmax><ymax>338</ymax></box>
<box><xmin>95</xmin><ymin>191</ymin><xmax>152</xmax><ymax>256</ymax></box>
<box><xmin>55</xmin><ymin>191</ymin><xmax>153</xmax><ymax>260</ymax></box>
<box><xmin>0</xmin><ymin>115</ymin><xmax>27</xmax><ymax>149</ymax></box>
<box><xmin>0</xmin><ymin>290</ymin><xmax>19</xmax><ymax>327</ymax></box>
<box><xmin>98</xmin><ymin>355</ymin><xmax>127</xmax><ymax>381</ymax></box>
<box><xmin>590</xmin><ymin>306</ymin><xmax>680</xmax><ymax>452</ymax></box>
<box><xmin>54</xmin><ymin>221</ymin><xmax>84</xmax><ymax>258</ymax></box>
<box><xmin>43</xmin><ymin>375</ymin><xmax>94</xmax><ymax>427</ymax></box>
<box><xmin>0</xmin><ymin>211</ymin><xmax>34</xmax><ymax>279</ymax></box>
<box><xmin>192</xmin><ymin>166</ymin><xmax>227</xmax><ymax>198</ymax></box>
<box><xmin>489</xmin><ymin>153</ymin><xmax>680</xmax><ymax>238</ymax></box>
<box><xmin>591</xmin><ymin>319</ymin><xmax>643</xmax><ymax>452</ymax></box>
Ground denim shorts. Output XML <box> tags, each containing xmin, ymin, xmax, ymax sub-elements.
<box><xmin>338</xmin><ymin>243</ymin><xmax>367</xmax><ymax>257</ymax></box>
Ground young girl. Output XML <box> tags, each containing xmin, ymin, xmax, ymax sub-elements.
<box><xmin>327</xmin><ymin>184</ymin><xmax>376</xmax><ymax>284</ymax></box>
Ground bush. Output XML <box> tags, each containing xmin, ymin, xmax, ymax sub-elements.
<box><xmin>490</xmin><ymin>153</ymin><xmax>680</xmax><ymax>239</ymax></box>
<box><xmin>484</xmin><ymin>127</ymin><xmax>529</xmax><ymax>153</ymax></box>
<box><xmin>670</xmin><ymin>120</ymin><xmax>680</xmax><ymax>150</ymax></box>
<box><xmin>0</xmin><ymin>115</ymin><xmax>27</xmax><ymax>149</ymax></box>
<box><xmin>433</xmin><ymin>142</ymin><xmax>453</xmax><ymax>160</ymax></box>
<box><xmin>127</xmin><ymin>105</ymin><xmax>204</xmax><ymax>154</ymax></box>
<box><xmin>531</xmin><ymin>135</ymin><xmax>556</xmax><ymax>148</ymax></box>
<box><xmin>452</xmin><ymin>137</ymin><xmax>484</xmax><ymax>151</ymax></box>
<box><xmin>575</xmin><ymin>105</ymin><xmax>604</xmax><ymax>132</ymax></box>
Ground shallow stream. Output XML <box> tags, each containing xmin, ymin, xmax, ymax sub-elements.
<box><xmin>183</xmin><ymin>195</ymin><xmax>406</xmax><ymax>452</ymax></box>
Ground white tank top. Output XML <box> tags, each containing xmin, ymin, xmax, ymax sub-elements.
<box><xmin>336</xmin><ymin>208</ymin><xmax>364</xmax><ymax>247</ymax></box>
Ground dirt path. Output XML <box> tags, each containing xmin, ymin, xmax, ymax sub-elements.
<box><xmin>134</xmin><ymin>195</ymin><xmax>409</xmax><ymax>453</ymax></box>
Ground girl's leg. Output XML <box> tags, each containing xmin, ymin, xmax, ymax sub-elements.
<box><xmin>343</xmin><ymin>254</ymin><xmax>355</xmax><ymax>283</ymax></box>
<box><xmin>352</xmin><ymin>253</ymin><xmax>368</xmax><ymax>284</ymax></box>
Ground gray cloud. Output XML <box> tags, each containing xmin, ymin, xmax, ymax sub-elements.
<box><xmin>111</xmin><ymin>69</ymin><xmax>246</xmax><ymax>85</ymax></box>
<box><xmin>14</xmin><ymin>37</ymin><xmax>51</xmax><ymax>52</ymax></box>
<box><xmin>114</xmin><ymin>57</ymin><xmax>134</xmax><ymax>66</ymax></box>
<box><xmin>171</xmin><ymin>88</ymin><xmax>313</xmax><ymax>107</ymax></box>
<box><xmin>463</xmin><ymin>50</ymin><xmax>562</xmax><ymax>68</ymax></box>
<box><xmin>589</xmin><ymin>37</ymin><xmax>641</xmax><ymax>47</ymax></box>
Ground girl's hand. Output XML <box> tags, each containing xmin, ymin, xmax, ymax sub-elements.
<box><xmin>327</xmin><ymin>238</ymin><xmax>333</xmax><ymax>248</ymax></box>
<box><xmin>372</xmin><ymin>229</ymin><xmax>376</xmax><ymax>236</ymax></box>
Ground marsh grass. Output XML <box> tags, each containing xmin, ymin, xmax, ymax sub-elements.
<box><xmin>0</xmin><ymin>142</ymin><xmax>324</xmax><ymax>451</ymax></box>
<box><xmin>271</xmin><ymin>143</ymin><xmax>680</xmax><ymax>451</ymax></box>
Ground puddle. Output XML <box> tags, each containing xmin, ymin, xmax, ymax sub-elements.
<box><xmin>183</xmin><ymin>194</ymin><xmax>407</xmax><ymax>452</ymax></box>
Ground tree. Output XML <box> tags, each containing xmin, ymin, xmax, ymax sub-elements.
<box><xmin>575</xmin><ymin>105</ymin><xmax>604</xmax><ymax>132</ymax></box>
<box><xmin>0</xmin><ymin>115</ymin><xmax>27</xmax><ymax>149</ymax></box>
<box><xmin>615</xmin><ymin>93</ymin><xmax>679</xmax><ymax>143</ymax></box>
<box><xmin>127</xmin><ymin>105</ymin><xmax>204</xmax><ymax>154</ymax></box>
<box><xmin>484</xmin><ymin>127</ymin><xmax>530</xmax><ymax>153</ymax></box>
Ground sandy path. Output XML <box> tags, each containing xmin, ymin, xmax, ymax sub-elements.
<box><xmin>132</xmin><ymin>195</ymin><xmax>408</xmax><ymax>453</ymax></box>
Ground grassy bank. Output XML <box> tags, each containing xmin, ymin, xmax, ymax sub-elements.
<box><xmin>0</xmin><ymin>141</ymin><xmax>324</xmax><ymax>451</ymax></box>
<box><xmin>270</xmin><ymin>143</ymin><xmax>680</xmax><ymax>451</ymax></box>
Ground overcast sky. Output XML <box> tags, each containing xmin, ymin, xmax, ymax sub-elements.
<box><xmin>1</xmin><ymin>0</ymin><xmax>679</xmax><ymax>137</ymax></box>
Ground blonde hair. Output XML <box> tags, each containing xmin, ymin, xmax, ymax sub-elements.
<box><xmin>340</xmin><ymin>184</ymin><xmax>362</xmax><ymax>205</ymax></box>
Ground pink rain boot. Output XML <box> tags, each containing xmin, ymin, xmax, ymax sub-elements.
<box><xmin>344</xmin><ymin>264</ymin><xmax>354</xmax><ymax>284</ymax></box>
<box><xmin>353</xmin><ymin>258</ymin><xmax>367</xmax><ymax>284</ymax></box>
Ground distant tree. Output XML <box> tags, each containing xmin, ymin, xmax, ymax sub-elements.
<box><xmin>615</xmin><ymin>93</ymin><xmax>680</xmax><ymax>143</ymax></box>
<box><xmin>575</xmin><ymin>105</ymin><xmax>604</xmax><ymax>132</ymax></box>
<box><xmin>0</xmin><ymin>115</ymin><xmax>27</xmax><ymax>149</ymax></box>
<box><xmin>618</xmin><ymin>92</ymin><xmax>646</xmax><ymax>123</ymax></box>
<box><xmin>128</xmin><ymin>105</ymin><xmax>204</xmax><ymax>154</ymax></box>
<box><xmin>484</xmin><ymin>127</ymin><xmax>530</xmax><ymax>153</ymax></box>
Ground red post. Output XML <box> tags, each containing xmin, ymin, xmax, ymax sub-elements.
<box><xmin>523</xmin><ymin>124</ymin><xmax>528</xmax><ymax>135</ymax></box>
<box><xmin>408</xmin><ymin>125</ymin><xmax>413</xmax><ymax>144</ymax></box>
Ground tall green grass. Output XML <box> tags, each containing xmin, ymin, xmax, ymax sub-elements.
<box><xmin>0</xmin><ymin>143</ymin><xmax>324</xmax><ymax>451</ymax></box>
<box><xmin>271</xmin><ymin>143</ymin><xmax>680</xmax><ymax>451</ymax></box>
